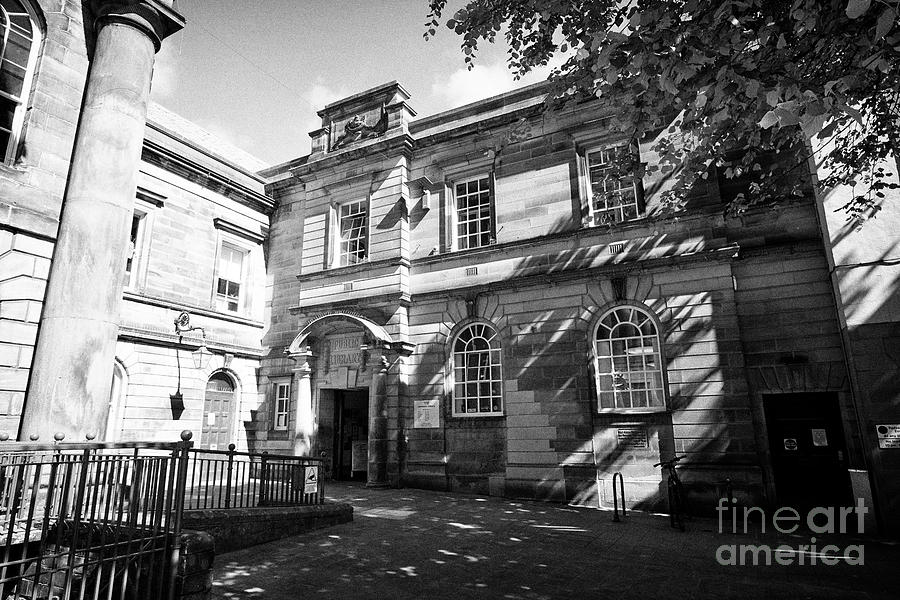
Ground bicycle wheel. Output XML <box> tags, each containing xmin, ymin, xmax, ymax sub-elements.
<box><xmin>668</xmin><ymin>477</ymin><xmax>685</xmax><ymax>531</ymax></box>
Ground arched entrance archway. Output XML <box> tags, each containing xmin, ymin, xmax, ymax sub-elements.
<box><xmin>202</xmin><ymin>371</ymin><xmax>236</xmax><ymax>450</ymax></box>
<box><xmin>287</xmin><ymin>312</ymin><xmax>404</xmax><ymax>487</ymax></box>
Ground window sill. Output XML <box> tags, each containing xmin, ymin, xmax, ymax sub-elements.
<box><xmin>450</xmin><ymin>413</ymin><xmax>505</xmax><ymax>419</ymax></box>
<box><xmin>597</xmin><ymin>407</ymin><xmax>668</xmax><ymax>415</ymax></box>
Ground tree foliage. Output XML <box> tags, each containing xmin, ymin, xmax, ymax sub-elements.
<box><xmin>425</xmin><ymin>0</ymin><xmax>900</xmax><ymax>219</ymax></box>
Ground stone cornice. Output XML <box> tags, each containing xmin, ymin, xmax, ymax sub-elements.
<box><xmin>409</xmin><ymin>243</ymin><xmax>742</xmax><ymax>302</ymax></box>
<box><xmin>141</xmin><ymin>138</ymin><xmax>275</xmax><ymax>213</ymax></box>
<box><xmin>296</xmin><ymin>257</ymin><xmax>410</xmax><ymax>283</ymax></box>
<box><xmin>289</xmin><ymin>133</ymin><xmax>414</xmax><ymax>182</ymax></box>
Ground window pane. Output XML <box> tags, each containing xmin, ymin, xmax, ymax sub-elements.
<box><xmin>338</xmin><ymin>201</ymin><xmax>368</xmax><ymax>265</ymax></box>
<box><xmin>452</xmin><ymin>322</ymin><xmax>502</xmax><ymax>416</ymax></box>
<box><xmin>587</xmin><ymin>146</ymin><xmax>639</xmax><ymax>226</ymax></box>
<box><xmin>595</xmin><ymin>307</ymin><xmax>664</xmax><ymax>410</ymax></box>
<box><xmin>456</xmin><ymin>176</ymin><xmax>492</xmax><ymax>250</ymax></box>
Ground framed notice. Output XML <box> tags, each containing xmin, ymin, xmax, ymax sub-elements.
<box><xmin>876</xmin><ymin>424</ymin><xmax>900</xmax><ymax>449</ymax></box>
<box><xmin>351</xmin><ymin>441</ymin><xmax>367</xmax><ymax>471</ymax></box>
<box><xmin>414</xmin><ymin>399</ymin><xmax>440</xmax><ymax>428</ymax></box>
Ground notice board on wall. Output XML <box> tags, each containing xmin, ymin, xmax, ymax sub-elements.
<box><xmin>414</xmin><ymin>399</ymin><xmax>440</xmax><ymax>428</ymax></box>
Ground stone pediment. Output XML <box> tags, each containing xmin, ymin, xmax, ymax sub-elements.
<box><xmin>309</xmin><ymin>81</ymin><xmax>415</xmax><ymax>155</ymax></box>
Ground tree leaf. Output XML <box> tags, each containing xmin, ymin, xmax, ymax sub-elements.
<box><xmin>845</xmin><ymin>0</ymin><xmax>871</xmax><ymax>19</ymax></box>
<box><xmin>759</xmin><ymin>110</ymin><xmax>779</xmax><ymax>128</ymax></box>
<box><xmin>746</xmin><ymin>79</ymin><xmax>760</xmax><ymax>99</ymax></box>
<box><xmin>875</xmin><ymin>8</ymin><xmax>897</xmax><ymax>41</ymax></box>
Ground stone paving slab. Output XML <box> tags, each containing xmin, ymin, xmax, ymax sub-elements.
<box><xmin>211</xmin><ymin>483</ymin><xmax>900</xmax><ymax>599</ymax></box>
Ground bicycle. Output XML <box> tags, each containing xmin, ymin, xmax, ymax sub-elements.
<box><xmin>654</xmin><ymin>455</ymin><xmax>687</xmax><ymax>531</ymax></box>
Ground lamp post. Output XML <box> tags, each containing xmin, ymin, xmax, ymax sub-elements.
<box><xmin>171</xmin><ymin>311</ymin><xmax>213</xmax><ymax>418</ymax></box>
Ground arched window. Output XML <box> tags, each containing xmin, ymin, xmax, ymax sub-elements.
<box><xmin>0</xmin><ymin>0</ymin><xmax>39</xmax><ymax>163</ymax></box>
<box><xmin>451</xmin><ymin>322</ymin><xmax>503</xmax><ymax>417</ymax></box>
<box><xmin>594</xmin><ymin>306</ymin><xmax>666</xmax><ymax>411</ymax></box>
<box><xmin>104</xmin><ymin>361</ymin><xmax>127</xmax><ymax>441</ymax></box>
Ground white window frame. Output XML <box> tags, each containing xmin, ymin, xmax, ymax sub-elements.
<box><xmin>593</xmin><ymin>305</ymin><xmax>667</xmax><ymax>413</ymax></box>
<box><xmin>333</xmin><ymin>199</ymin><xmax>369</xmax><ymax>267</ymax></box>
<box><xmin>124</xmin><ymin>195</ymin><xmax>161</xmax><ymax>292</ymax></box>
<box><xmin>214</xmin><ymin>239</ymin><xmax>249</xmax><ymax>314</ymax></box>
<box><xmin>0</xmin><ymin>0</ymin><xmax>40</xmax><ymax>164</ymax></box>
<box><xmin>450</xmin><ymin>322</ymin><xmax>504</xmax><ymax>417</ymax></box>
<box><xmin>272</xmin><ymin>379</ymin><xmax>291</xmax><ymax>431</ymax></box>
<box><xmin>453</xmin><ymin>174</ymin><xmax>494</xmax><ymax>251</ymax></box>
<box><xmin>583</xmin><ymin>144</ymin><xmax>643</xmax><ymax>226</ymax></box>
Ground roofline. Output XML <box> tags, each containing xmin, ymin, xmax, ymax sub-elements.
<box><xmin>145</xmin><ymin>119</ymin><xmax>269</xmax><ymax>182</ymax></box>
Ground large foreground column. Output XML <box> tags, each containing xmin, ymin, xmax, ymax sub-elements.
<box><xmin>20</xmin><ymin>1</ymin><xmax>183</xmax><ymax>441</ymax></box>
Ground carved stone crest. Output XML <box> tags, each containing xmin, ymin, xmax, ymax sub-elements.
<box><xmin>331</xmin><ymin>106</ymin><xmax>387</xmax><ymax>150</ymax></box>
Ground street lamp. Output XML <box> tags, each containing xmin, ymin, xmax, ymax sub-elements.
<box><xmin>170</xmin><ymin>311</ymin><xmax>213</xmax><ymax>418</ymax></box>
<box><xmin>174</xmin><ymin>311</ymin><xmax>213</xmax><ymax>369</ymax></box>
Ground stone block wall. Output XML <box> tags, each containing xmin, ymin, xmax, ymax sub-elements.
<box><xmin>0</xmin><ymin>0</ymin><xmax>90</xmax><ymax>436</ymax></box>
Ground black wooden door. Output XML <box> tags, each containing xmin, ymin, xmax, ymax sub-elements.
<box><xmin>764</xmin><ymin>393</ymin><xmax>851</xmax><ymax>510</ymax></box>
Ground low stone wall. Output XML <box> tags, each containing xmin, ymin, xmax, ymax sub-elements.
<box><xmin>183</xmin><ymin>503</ymin><xmax>353</xmax><ymax>554</ymax></box>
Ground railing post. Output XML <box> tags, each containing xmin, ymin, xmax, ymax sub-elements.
<box><xmin>612</xmin><ymin>472</ymin><xmax>626</xmax><ymax>522</ymax></box>
<box><xmin>258</xmin><ymin>451</ymin><xmax>269</xmax><ymax>506</ymax></box>
<box><xmin>225</xmin><ymin>443</ymin><xmax>236</xmax><ymax>509</ymax></box>
<box><xmin>167</xmin><ymin>430</ymin><xmax>193</xmax><ymax>600</ymax></box>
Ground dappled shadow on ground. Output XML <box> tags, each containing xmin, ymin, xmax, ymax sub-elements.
<box><xmin>210</xmin><ymin>483</ymin><xmax>900</xmax><ymax>600</ymax></box>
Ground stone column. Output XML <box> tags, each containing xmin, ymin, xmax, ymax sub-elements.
<box><xmin>367</xmin><ymin>355</ymin><xmax>390</xmax><ymax>487</ymax></box>
<box><xmin>20</xmin><ymin>1</ymin><xmax>184</xmax><ymax>442</ymax></box>
<box><xmin>290</xmin><ymin>354</ymin><xmax>315</xmax><ymax>456</ymax></box>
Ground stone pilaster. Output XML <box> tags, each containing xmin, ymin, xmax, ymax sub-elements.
<box><xmin>20</xmin><ymin>1</ymin><xmax>184</xmax><ymax>441</ymax></box>
<box><xmin>290</xmin><ymin>353</ymin><xmax>315</xmax><ymax>456</ymax></box>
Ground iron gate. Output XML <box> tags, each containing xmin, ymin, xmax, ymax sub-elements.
<box><xmin>0</xmin><ymin>435</ymin><xmax>192</xmax><ymax>600</ymax></box>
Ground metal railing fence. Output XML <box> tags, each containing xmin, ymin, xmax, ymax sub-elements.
<box><xmin>184</xmin><ymin>445</ymin><xmax>324</xmax><ymax>510</ymax></box>
<box><xmin>0</xmin><ymin>435</ymin><xmax>192</xmax><ymax>600</ymax></box>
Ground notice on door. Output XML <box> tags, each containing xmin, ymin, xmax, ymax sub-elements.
<box><xmin>304</xmin><ymin>466</ymin><xmax>318</xmax><ymax>494</ymax></box>
<box><xmin>783</xmin><ymin>438</ymin><xmax>798</xmax><ymax>451</ymax></box>
<box><xmin>811</xmin><ymin>428</ymin><xmax>828</xmax><ymax>447</ymax></box>
<box><xmin>876</xmin><ymin>424</ymin><xmax>900</xmax><ymax>449</ymax></box>
<box><xmin>414</xmin><ymin>399</ymin><xmax>440</xmax><ymax>428</ymax></box>
<box><xmin>351</xmin><ymin>440</ymin><xmax>367</xmax><ymax>472</ymax></box>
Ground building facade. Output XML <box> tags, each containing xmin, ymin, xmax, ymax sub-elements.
<box><xmin>0</xmin><ymin>0</ymin><xmax>897</xmax><ymax>534</ymax></box>
<box><xmin>257</xmin><ymin>81</ymin><xmax>875</xmax><ymax>521</ymax></box>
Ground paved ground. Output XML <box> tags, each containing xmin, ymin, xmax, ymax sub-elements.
<box><xmin>211</xmin><ymin>482</ymin><xmax>900</xmax><ymax>599</ymax></box>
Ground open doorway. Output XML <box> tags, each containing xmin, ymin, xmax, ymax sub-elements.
<box><xmin>332</xmin><ymin>390</ymin><xmax>369</xmax><ymax>481</ymax></box>
<box><xmin>763</xmin><ymin>392</ymin><xmax>852</xmax><ymax>510</ymax></box>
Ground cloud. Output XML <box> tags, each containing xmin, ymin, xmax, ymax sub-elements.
<box><xmin>429</xmin><ymin>57</ymin><xmax>561</xmax><ymax>111</ymax></box>
<box><xmin>150</xmin><ymin>43</ymin><xmax>180</xmax><ymax>103</ymax></box>
<box><xmin>294</xmin><ymin>82</ymin><xmax>349</xmax><ymax>153</ymax></box>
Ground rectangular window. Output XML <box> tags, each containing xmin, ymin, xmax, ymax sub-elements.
<box><xmin>273</xmin><ymin>381</ymin><xmax>291</xmax><ymax>431</ymax></box>
<box><xmin>586</xmin><ymin>146</ymin><xmax>642</xmax><ymax>225</ymax></box>
<box><xmin>455</xmin><ymin>175</ymin><xmax>493</xmax><ymax>250</ymax></box>
<box><xmin>337</xmin><ymin>200</ymin><xmax>368</xmax><ymax>266</ymax></box>
<box><xmin>216</xmin><ymin>243</ymin><xmax>247</xmax><ymax>313</ymax></box>
<box><xmin>124</xmin><ymin>211</ymin><xmax>146</xmax><ymax>289</ymax></box>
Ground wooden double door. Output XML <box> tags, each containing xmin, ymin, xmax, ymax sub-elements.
<box><xmin>201</xmin><ymin>372</ymin><xmax>236</xmax><ymax>450</ymax></box>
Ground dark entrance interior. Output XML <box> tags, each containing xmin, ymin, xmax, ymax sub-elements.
<box><xmin>763</xmin><ymin>392</ymin><xmax>852</xmax><ymax>509</ymax></box>
<box><xmin>332</xmin><ymin>390</ymin><xmax>369</xmax><ymax>481</ymax></box>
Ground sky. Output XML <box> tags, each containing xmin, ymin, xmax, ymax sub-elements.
<box><xmin>151</xmin><ymin>0</ymin><xmax>556</xmax><ymax>167</ymax></box>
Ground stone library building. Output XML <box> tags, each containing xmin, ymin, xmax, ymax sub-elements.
<box><xmin>1</xmin><ymin>0</ymin><xmax>898</xmax><ymax>535</ymax></box>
